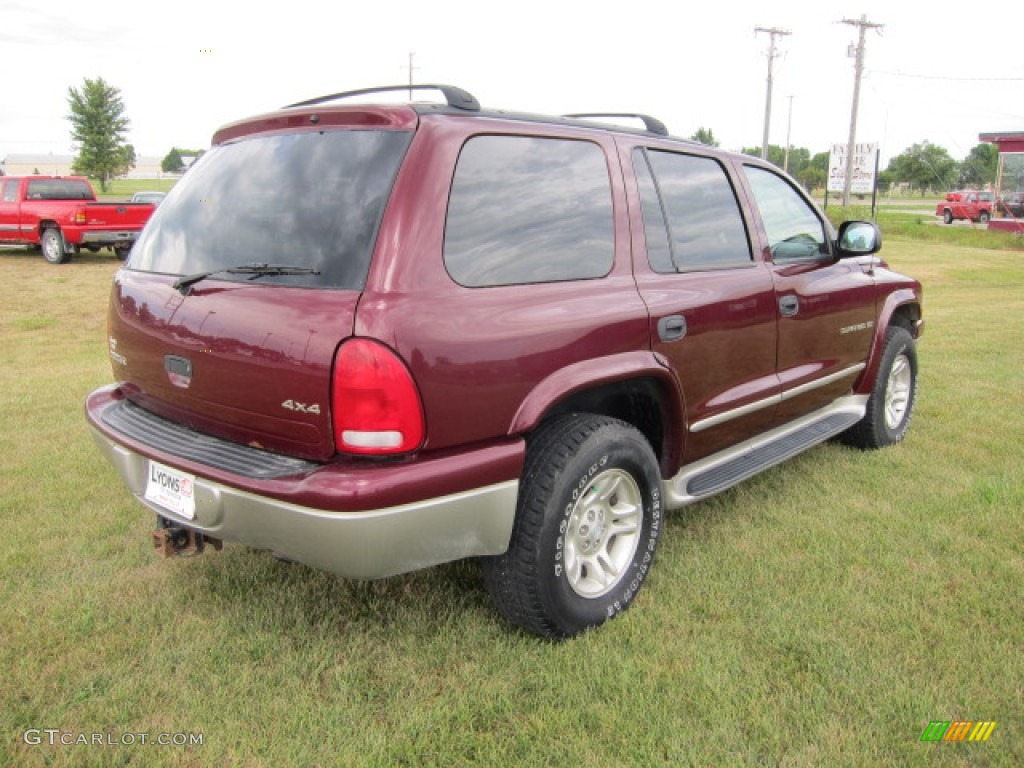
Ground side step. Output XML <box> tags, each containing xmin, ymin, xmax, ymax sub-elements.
<box><xmin>664</xmin><ymin>395</ymin><xmax>867</xmax><ymax>509</ymax></box>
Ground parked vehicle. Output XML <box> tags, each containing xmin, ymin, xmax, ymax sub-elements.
<box><xmin>130</xmin><ymin>191</ymin><xmax>166</xmax><ymax>206</ymax></box>
<box><xmin>85</xmin><ymin>85</ymin><xmax>923</xmax><ymax>638</ymax></box>
<box><xmin>0</xmin><ymin>176</ymin><xmax>156</xmax><ymax>262</ymax></box>
<box><xmin>935</xmin><ymin>189</ymin><xmax>994</xmax><ymax>224</ymax></box>
<box><xmin>997</xmin><ymin>192</ymin><xmax>1024</xmax><ymax>219</ymax></box>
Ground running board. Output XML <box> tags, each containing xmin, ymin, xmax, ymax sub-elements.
<box><xmin>663</xmin><ymin>395</ymin><xmax>868</xmax><ymax>509</ymax></box>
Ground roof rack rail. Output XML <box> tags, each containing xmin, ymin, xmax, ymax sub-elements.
<box><xmin>284</xmin><ymin>84</ymin><xmax>480</xmax><ymax>112</ymax></box>
<box><xmin>564</xmin><ymin>112</ymin><xmax>668</xmax><ymax>137</ymax></box>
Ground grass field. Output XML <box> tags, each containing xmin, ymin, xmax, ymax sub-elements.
<box><xmin>1</xmin><ymin>236</ymin><xmax>1022</xmax><ymax>767</ymax></box>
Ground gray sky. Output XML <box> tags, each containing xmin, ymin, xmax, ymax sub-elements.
<box><xmin>2</xmin><ymin>0</ymin><xmax>1022</xmax><ymax>166</ymax></box>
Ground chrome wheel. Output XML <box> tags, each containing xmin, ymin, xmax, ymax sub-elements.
<box><xmin>564</xmin><ymin>468</ymin><xmax>642</xmax><ymax>598</ymax></box>
<box><xmin>884</xmin><ymin>353</ymin><xmax>912</xmax><ymax>430</ymax></box>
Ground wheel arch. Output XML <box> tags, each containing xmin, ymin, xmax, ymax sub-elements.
<box><xmin>508</xmin><ymin>351</ymin><xmax>684</xmax><ymax>477</ymax></box>
<box><xmin>855</xmin><ymin>290</ymin><xmax>923</xmax><ymax>396</ymax></box>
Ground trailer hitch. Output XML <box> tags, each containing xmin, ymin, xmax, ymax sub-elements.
<box><xmin>152</xmin><ymin>517</ymin><xmax>223</xmax><ymax>558</ymax></box>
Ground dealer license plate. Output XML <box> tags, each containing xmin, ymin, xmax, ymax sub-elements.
<box><xmin>144</xmin><ymin>460</ymin><xmax>196</xmax><ymax>520</ymax></box>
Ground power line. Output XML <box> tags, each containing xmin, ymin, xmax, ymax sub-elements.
<box><xmin>869</xmin><ymin>70</ymin><xmax>1024</xmax><ymax>82</ymax></box>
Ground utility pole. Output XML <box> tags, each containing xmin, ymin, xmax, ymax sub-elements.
<box><xmin>755</xmin><ymin>26</ymin><xmax>791</xmax><ymax>161</ymax></box>
<box><xmin>841</xmin><ymin>15</ymin><xmax>883</xmax><ymax>206</ymax></box>
<box><xmin>403</xmin><ymin>51</ymin><xmax>419</xmax><ymax>100</ymax></box>
<box><xmin>784</xmin><ymin>95</ymin><xmax>794</xmax><ymax>173</ymax></box>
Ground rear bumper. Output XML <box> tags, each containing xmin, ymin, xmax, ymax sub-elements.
<box><xmin>74</xmin><ymin>229</ymin><xmax>141</xmax><ymax>247</ymax></box>
<box><xmin>85</xmin><ymin>385</ymin><xmax>522</xmax><ymax>579</ymax></box>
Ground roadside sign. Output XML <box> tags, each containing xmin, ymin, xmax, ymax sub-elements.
<box><xmin>828</xmin><ymin>143</ymin><xmax>878</xmax><ymax>194</ymax></box>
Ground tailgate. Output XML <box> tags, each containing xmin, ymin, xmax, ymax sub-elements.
<box><xmin>108</xmin><ymin>270</ymin><xmax>356</xmax><ymax>461</ymax></box>
<box><xmin>84</xmin><ymin>202</ymin><xmax>154</xmax><ymax>229</ymax></box>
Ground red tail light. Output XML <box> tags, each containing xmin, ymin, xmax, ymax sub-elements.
<box><xmin>74</xmin><ymin>205</ymin><xmax>87</xmax><ymax>224</ymax></box>
<box><xmin>332</xmin><ymin>339</ymin><xmax>425</xmax><ymax>455</ymax></box>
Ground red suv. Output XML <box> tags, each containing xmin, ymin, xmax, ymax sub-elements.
<box><xmin>86</xmin><ymin>85</ymin><xmax>923</xmax><ymax>638</ymax></box>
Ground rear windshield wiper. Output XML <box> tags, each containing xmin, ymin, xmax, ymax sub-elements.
<box><xmin>173</xmin><ymin>263</ymin><xmax>321</xmax><ymax>295</ymax></box>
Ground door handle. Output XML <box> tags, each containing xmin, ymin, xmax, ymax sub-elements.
<box><xmin>778</xmin><ymin>295</ymin><xmax>800</xmax><ymax>317</ymax></box>
<box><xmin>657</xmin><ymin>315</ymin><xmax>687</xmax><ymax>342</ymax></box>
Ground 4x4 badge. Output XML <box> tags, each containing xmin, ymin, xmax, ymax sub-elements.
<box><xmin>164</xmin><ymin>355</ymin><xmax>193</xmax><ymax>388</ymax></box>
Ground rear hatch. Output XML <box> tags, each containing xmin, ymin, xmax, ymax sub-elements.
<box><xmin>108</xmin><ymin>112</ymin><xmax>415</xmax><ymax>461</ymax></box>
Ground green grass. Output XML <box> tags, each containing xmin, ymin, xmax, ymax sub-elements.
<box><xmin>1</xmin><ymin>238</ymin><xmax>1022</xmax><ymax>767</ymax></box>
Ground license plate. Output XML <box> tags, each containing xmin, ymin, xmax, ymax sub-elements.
<box><xmin>144</xmin><ymin>461</ymin><xmax>196</xmax><ymax>520</ymax></box>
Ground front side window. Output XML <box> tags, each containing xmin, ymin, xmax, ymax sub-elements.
<box><xmin>743</xmin><ymin>166</ymin><xmax>829</xmax><ymax>263</ymax></box>
<box><xmin>641</xmin><ymin>149</ymin><xmax>752</xmax><ymax>271</ymax></box>
<box><xmin>130</xmin><ymin>129</ymin><xmax>413</xmax><ymax>290</ymax></box>
<box><xmin>444</xmin><ymin>135</ymin><xmax>614</xmax><ymax>287</ymax></box>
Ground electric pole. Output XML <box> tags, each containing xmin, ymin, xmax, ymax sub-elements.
<box><xmin>784</xmin><ymin>95</ymin><xmax>794</xmax><ymax>173</ymax></box>
<box><xmin>841</xmin><ymin>15</ymin><xmax>883</xmax><ymax>206</ymax></box>
<box><xmin>756</xmin><ymin>26</ymin><xmax>791</xmax><ymax>161</ymax></box>
<box><xmin>404</xmin><ymin>51</ymin><xmax>419</xmax><ymax>100</ymax></box>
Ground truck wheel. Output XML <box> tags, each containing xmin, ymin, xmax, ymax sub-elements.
<box><xmin>979</xmin><ymin>211</ymin><xmax>991</xmax><ymax>224</ymax></box>
<box><xmin>841</xmin><ymin>326</ymin><xmax>918</xmax><ymax>450</ymax></box>
<box><xmin>482</xmin><ymin>414</ymin><xmax>663</xmax><ymax>639</ymax></box>
<box><xmin>40</xmin><ymin>228</ymin><xmax>69</xmax><ymax>264</ymax></box>
<box><xmin>114</xmin><ymin>246</ymin><xmax>131</xmax><ymax>261</ymax></box>
<box><xmin>942</xmin><ymin>209</ymin><xmax>953</xmax><ymax>225</ymax></box>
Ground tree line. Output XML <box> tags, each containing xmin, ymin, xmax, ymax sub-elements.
<box><xmin>691</xmin><ymin>127</ymin><xmax>998</xmax><ymax>195</ymax></box>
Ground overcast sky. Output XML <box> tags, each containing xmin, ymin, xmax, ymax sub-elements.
<box><xmin>2</xmin><ymin>0</ymin><xmax>1022</xmax><ymax>167</ymax></box>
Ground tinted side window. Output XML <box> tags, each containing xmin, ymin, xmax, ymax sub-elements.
<box><xmin>644</xmin><ymin>150</ymin><xmax>752</xmax><ymax>271</ymax></box>
<box><xmin>0</xmin><ymin>181</ymin><xmax>15</xmax><ymax>202</ymax></box>
<box><xmin>743</xmin><ymin>166</ymin><xmax>828</xmax><ymax>263</ymax></box>
<box><xmin>444</xmin><ymin>136</ymin><xmax>614</xmax><ymax>287</ymax></box>
<box><xmin>632</xmin><ymin>150</ymin><xmax>674</xmax><ymax>273</ymax></box>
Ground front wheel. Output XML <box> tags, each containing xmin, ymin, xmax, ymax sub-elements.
<box><xmin>40</xmin><ymin>228</ymin><xmax>69</xmax><ymax>264</ymax></box>
<box><xmin>978</xmin><ymin>210</ymin><xmax>991</xmax><ymax>224</ymax></box>
<box><xmin>482</xmin><ymin>414</ymin><xmax>663</xmax><ymax>639</ymax></box>
<box><xmin>841</xmin><ymin>326</ymin><xmax>918</xmax><ymax>450</ymax></box>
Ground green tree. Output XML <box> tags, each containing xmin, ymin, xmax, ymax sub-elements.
<box><xmin>162</xmin><ymin>147</ymin><xmax>184</xmax><ymax>173</ymax></box>
<box><xmin>66</xmin><ymin>77</ymin><xmax>133</xmax><ymax>191</ymax></box>
<box><xmin>958</xmin><ymin>142</ymin><xmax>998</xmax><ymax>188</ymax></box>
<box><xmin>886</xmin><ymin>141</ymin><xmax>959</xmax><ymax>195</ymax></box>
<box><xmin>690</xmin><ymin>127</ymin><xmax>719</xmax><ymax>147</ymax></box>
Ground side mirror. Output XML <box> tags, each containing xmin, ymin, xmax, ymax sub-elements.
<box><xmin>836</xmin><ymin>220</ymin><xmax>881</xmax><ymax>258</ymax></box>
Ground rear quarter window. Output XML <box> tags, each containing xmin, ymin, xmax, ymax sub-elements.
<box><xmin>443</xmin><ymin>135</ymin><xmax>614</xmax><ymax>287</ymax></box>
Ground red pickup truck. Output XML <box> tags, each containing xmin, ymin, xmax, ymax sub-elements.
<box><xmin>935</xmin><ymin>190</ymin><xmax>994</xmax><ymax>224</ymax></box>
<box><xmin>0</xmin><ymin>175</ymin><xmax>155</xmax><ymax>263</ymax></box>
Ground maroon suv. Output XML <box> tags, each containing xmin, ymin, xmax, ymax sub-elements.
<box><xmin>86</xmin><ymin>85</ymin><xmax>923</xmax><ymax>638</ymax></box>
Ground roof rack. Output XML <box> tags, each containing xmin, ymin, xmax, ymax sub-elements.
<box><xmin>564</xmin><ymin>112</ymin><xmax>668</xmax><ymax>137</ymax></box>
<box><xmin>284</xmin><ymin>84</ymin><xmax>480</xmax><ymax>112</ymax></box>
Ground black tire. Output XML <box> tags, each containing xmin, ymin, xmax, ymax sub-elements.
<box><xmin>942</xmin><ymin>209</ymin><xmax>953</xmax><ymax>225</ymax></box>
<box><xmin>841</xmin><ymin>326</ymin><xmax>918</xmax><ymax>450</ymax></box>
<box><xmin>114</xmin><ymin>246</ymin><xmax>131</xmax><ymax>261</ymax></box>
<box><xmin>979</xmin><ymin>210</ymin><xmax>991</xmax><ymax>224</ymax></box>
<box><xmin>482</xmin><ymin>414</ymin><xmax>663</xmax><ymax>639</ymax></box>
<box><xmin>40</xmin><ymin>228</ymin><xmax>69</xmax><ymax>264</ymax></box>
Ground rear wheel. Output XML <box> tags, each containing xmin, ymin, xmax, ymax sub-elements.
<box><xmin>841</xmin><ymin>326</ymin><xmax>918</xmax><ymax>449</ymax></box>
<box><xmin>482</xmin><ymin>414</ymin><xmax>663</xmax><ymax>639</ymax></box>
<box><xmin>114</xmin><ymin>246</ymin><xmax>131</xmax><ymax>261</ymax></box>
<box><xmin>942</xmin><ymin>209</ymin><xmax>953</xmax><ymax>225</ymax></box>
<box><xmin>979</xmin><ymin>210</ymin><xmax>991</xmax><ymax>224</ymax></box>
<box><xmin>40</xmin><ymin>228</ymin><xmax>69</xmax><ymax>264</ymax></box>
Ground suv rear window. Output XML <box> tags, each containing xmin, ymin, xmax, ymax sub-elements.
<box><xmin>129</xmin><ymin>130</ymin><xmax>412</xmax><ymax>290</ymax></box>
<box><xmin>444</xmin><ymin>135</ymin><xmax>614</xmax><ymax>287</ymax></box>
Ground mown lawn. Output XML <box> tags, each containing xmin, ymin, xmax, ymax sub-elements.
<box><xmin>1</xmin><ymin>238</ymin><xmax>1021</xmax><ymax>767</ymax></box>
